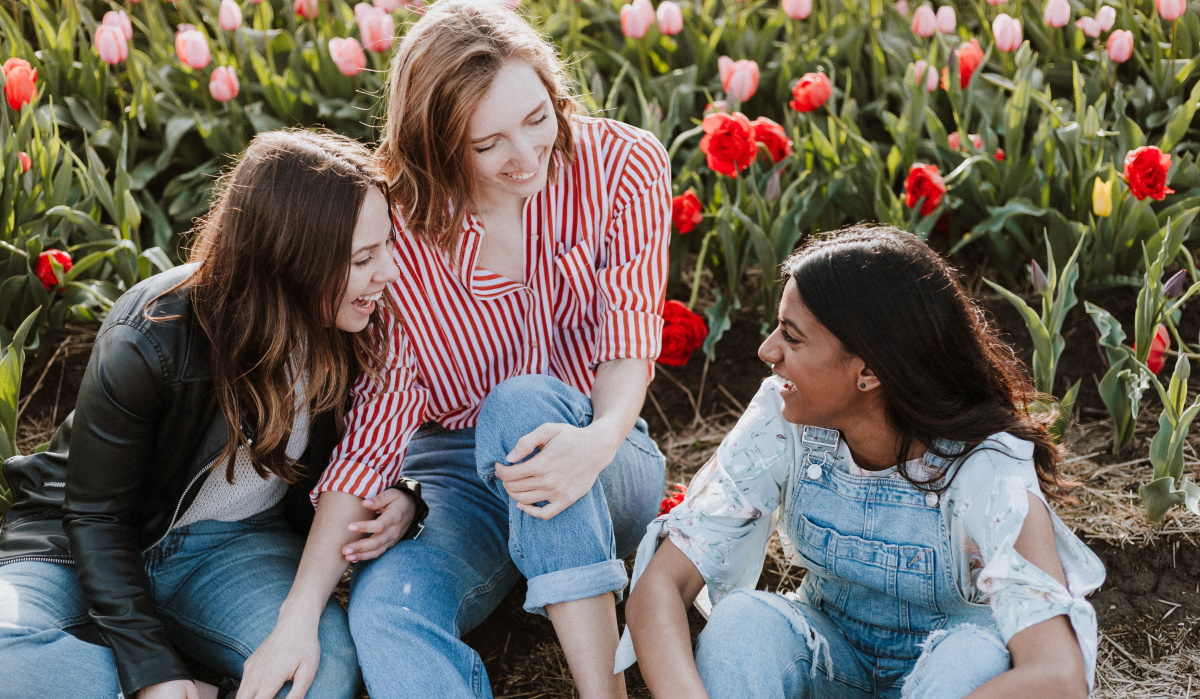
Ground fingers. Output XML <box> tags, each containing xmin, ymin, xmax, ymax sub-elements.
<box><xmin>504</xmin><ymin>487</ymin><xmax>554</xmax><ymax>506</ymax></box>
<box><xmin>283</xmin><ymin>662</ymin><xmax>315</xmax><ymax>699</ymax></box>
<box><xmin>347</xmin><ymin>517</ymin><xmax>387</xmax><ymax>535</ymax></box>
<box><xmin>363</xmin><ymin>488</ymin><xmax>403</xmax><ymax>511</ymax></box>
<box><xmin>517</xmin><ymin>500</ymin><xmax>565</xmax><ymax>520</ymax></box>
<box><xmin>505</xmin><ymin>423</ymin><xmax>562</xmax><ymax>463</ymax></box>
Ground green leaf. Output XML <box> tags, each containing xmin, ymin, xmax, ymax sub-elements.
<box><xmin>0</xmin><ymin>311</ymin><xmax>40</xmax><ymax>461</ymax></box>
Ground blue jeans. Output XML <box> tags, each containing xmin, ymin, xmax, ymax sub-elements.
<box><xmin>695</xmin><ymin>590</ymin><xmax>1012</xmax><ymax>698</ymax></box>
<box><xmin>349</xmin><ymin>375</ymin><xmax>666</xmax><ymax>699</ymax></box>
<box><xmin>0</xmin><ymin>504</ymin><xmax>359</xmax><ymax>699</ymax></box>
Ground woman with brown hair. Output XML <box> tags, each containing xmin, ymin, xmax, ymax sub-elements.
<box><xmin>0</xmin><ymin>129</ymin><xmax>421</xmax><ymax>699</ymax></box>
<box><xmin>298</xmin><ymin>1</ymin><xmax>671</xmax><ymax>696</ymax></box>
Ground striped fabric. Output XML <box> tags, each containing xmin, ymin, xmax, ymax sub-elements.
<box><xmin>313</xmin><ymin>116</ymin><xmax>671</xmax><ymax>502</ymax></box>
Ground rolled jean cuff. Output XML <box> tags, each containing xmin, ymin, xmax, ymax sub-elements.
<box><xmin>523</xmin><ymin>559</ymin><xmax>628</xmax><ymax>617</ymax></box>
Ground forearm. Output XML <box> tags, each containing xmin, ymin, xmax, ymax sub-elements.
<box><xmin>968</xmin><ymin>667</ymin><xmax>1087</xmax><ymax>699</ymax></box>
<box><xmin>627</xmin><ymin>577</ymin><xmax>707</xmax><ymax>698</ymax></box>
<box><xmin>588</xmin><ymin>357</ymin><xmax>651</xmax><ymax>454</ymax></box>
<box><xmin>277</xmin><ymin>490</ymin><xmax>365</xmax><ymax>623</ymax></box>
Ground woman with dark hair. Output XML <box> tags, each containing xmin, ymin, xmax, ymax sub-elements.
<box><xmin>623</xmin><ymin>225</ymin><xmax>1104</xmax><ymax>698</ymax></box>
<box><xmin>0</xmin><ymin>130</ymin><xmax>421</xmax><ymax>699</ymax></box>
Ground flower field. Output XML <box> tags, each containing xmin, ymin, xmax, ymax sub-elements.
<box><xmin>2</xmin><ymin>0</ymin><xmax>1200</xmax><ymax>694</ymax></box>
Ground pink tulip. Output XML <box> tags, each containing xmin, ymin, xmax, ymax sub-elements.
<box><xmin>782</xmin><ymin>0</ymin><xmax>813</xmax><ymax>20</ymax></box>
<box><xmin>1096</xmin><ymin>6</ymin><xmax>1115</xmax><ymax>31</ymax></box>
<box><xmin>355</xmin><ymin>3</ymin><xmax>395</xmax><ymax>52</ymax></box>
<box><xmin>993</xmin><ymin>13</ymin><xmax>1023</xmax><ymax>51</ymax></box>
<box><xmin>935</xmin><ymin>6</ymin><xmax>956</xmax><ymax>33</ymax></box>
<box><xmin>620</xmin><ymin>0</ymin><xmax>655</xmax><ymax>39</ymax></box>
<box><xmin>294</xmin><ymin>0</ymin><xmax>319</xmax><ymax>19</ymax></box>
<box><xmin>656</xmin><ymin>1</ymin><xmax>683</xmax><ymax>35</ymax></box>
<box><xmin>209</xmin><ymin>66</ymin><xmax>239</xmax><ymax>102</ymax></box>
<box><xmin>175</xmin><ymin>27</ymin><xmax>211</xmax><ymax>70</ymax></box>
<box><xmin>94</xmin><ymin>24</ymin><xmax>129</xmax><ymax>65</ymax></box>
<box><xmin>1043</xmin><ymin>0</ymin><xmax>1070</xmax><ymax>27</ymax></box>
<box><xmin>910</xmin><ymin>59</ymin><xmax>938</xmax><ymax>92</ymax></box>
<box><xmin>374</xmin><ymin>0</ymin><xmax>406</xmax><ymax>9</ymax></box>
<box><xmin>248</xmin><ymin>0</ymin><xmax>264</xmax><ymax>4</ymax></box>
<box><xmin>911</xmin><ymin>4</ymin><xmax>936</xmax><ymax>37</ymax></box>
<box><xmin>1157</xmin><ymin>0</ymin><xmax>1186</xmax><ymax>21</ymax></box>
<box><xmin>1075</xmin><ymin>16</ymin><xmax>1100</xmax><ymax>38</ymax></box>
<box><xmin>219</xmin><ymin>0</ymin><xmax>243</xmax><ymax>31</ymax></box>
<box><xmin>985</xmin><ymin>0</ymin><xmax>1005</xmax><ymax>5</ymax></box>
<box><xmin>329</xmin><ymin>36</ymin><xmax>367</xmax><ymax>76</ymax></box>
<box><xmin>895</xmin><ymin>0</ymin><xmax>909</xmax><ymax>16</ymax></box>
<box><xmin>718</xmin><ymin>56</ymin><xmax>759</xmax><ymax>102</ymax></box>
<box><xmin>1106</xmin><ymin>29</ymin><xmax>1133</xmax><ymax>62</ymax></box>
<box><xmin>102</xmin><ymin>10</ymin><xmax>133</xmax><ymax>41</ymax></box>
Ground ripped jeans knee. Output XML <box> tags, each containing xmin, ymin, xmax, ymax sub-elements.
<box><xmin>900</xmin><ymin>624</ymin><xmax>1011</xmax><ymax>699</ymax></box>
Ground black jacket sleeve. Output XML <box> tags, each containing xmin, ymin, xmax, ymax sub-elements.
<box><xmin>62</xmin><ymin>320</ymin><xmax>190</xmax><ymax>695</ymax></box>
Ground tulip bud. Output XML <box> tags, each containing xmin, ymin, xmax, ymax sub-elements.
<box><xmin>1092</xmin><ymin>178</ymin><xmax>1112</xmax><ymax>217</ymax></box>
<box><xmin>1043</xmin><ymin>0</ymin><xmax>1070</xmax><ymax>28</ymax></box>
<box><xmin>219</xmin><ymin>0</ymin><xmax>243</xmax><ymax>31</ymax></box>
<box><xmin>911</xmin><ymin>4</ymin><xmax>936</xmax><ymax>37</ymax></box>
<box><xmin>34</xmin><ymin>249</ymin><xmax>73</xmax><ymax>290</ymax></box>
<box><xmin>656</xmin><ymin>1</ymin><xmax>684</xmax><ymax>35</ymax></box>
<box><xmin>356</xmin><ymin>3</ymin><xmax>395</xmax><ymax>52</ymax></box>
<box><xmin>1157</xmin><ymin>0</ymin><xmax>1186</xmax><ymax>21</ymax></box>
<box><xmin>620</xmin><ymin>0</ymin><xmax>655</xmax><ymax>39</ymax></box>
<box><xmin>985</xmin><ymin>0</ymin><xmax>1006</xmax><ymax>5</ymax></box>
<box><xmin>18</xmin><ymin>151</ymin><xmax>31</xmax><ymax>173</ymax></box>
<box><xmin>175</xmin><ymin>28</ymin><xmax>212</xmax><ymax>70</ymax></box>
<box><xmin>94</xmin><ymin>24</ymin><xmax>130</xmax><ymax>65</ymax></box>
<box><xmin>294</xmin><ymin>0</ymin><xmax>318</xmax><ymax>19</ymax></box>
<box><xmin>102</xmin><ymin>10</ymin><xmax>133</xmax><ymax>40</ymax></box>
<box><xmin>1075</xmin><ymin>16</ymin><xmax>1100</xmax><ymax>38</ymax></box>
<box><xmin>1106</xmin><ymin>29</ymin><xmax>1133</xmax><ymax>63</ymax></box>
<box><xmin>764</xmin><ymin>171</ymin><xmax>782</xmax><ymax>202</ymax></box>
<box><xmin>1096</xmin><ymin>6</ymin><xmax>1115</xmax><ymax>31</ymax></box>
<box><xmin>718</xmin><ymin>56</ymin><xmax>760</xmax><ymax>103</ymax></box>
<box><xmin>895</xmin><ymin>0</ymin><xmax>909</xmax><ymax>16</ymax></box>
<box><xmin>782</xmin><ymin>0</ymin><xmax>813</xmax><ymax>20</ymax></box>
<box><xmin>329</xmin><ymin>37</ymin><xmax>367</xmax><ymax>77</ymax></box>
<box><xmin>374</xmin><ymin>0</ymin><xmax>406</xmax><ymax>10</ymax></box>
<box><xmin>1030</xmin><ymin>259</ymin><xmax>1049</xmax><ymax>294</ymax></box>
<box><xmin>910</xmin><ymin>60</ymin><xmax>939</xmax><ymax>92</ymax></box>
<box><xmin>1163</xmin><ymin>269</ymin><xmax>1187</xmax><ymax>298</ymax></box>
<box><xmin>209</xmin><ymin>66</ymin><xmax>239</xmax><ymax>102</ymax></box>
<box><xmin>3</xmin><ymin>58</ymin><xmax>38</xmax><ymax>111</ymax></box>
<box><xmin>993</xmin><ymin>13</ymin><xmax>1023</xmax><ymax>52</ymax></box>
<box><xmin>935</xmin><ymin>6</ymin><xmax>956</xmax><ymax>34</ymax></box>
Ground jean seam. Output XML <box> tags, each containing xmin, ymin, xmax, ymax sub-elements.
<box><xmin>155</xmin><ymin>605</ymin><xmax>256</xmax><ymax>659</ymax></box>
<box><xmin>455</xmin><ymin>559</ymin><xmax>518</xmax><ymax>635</ymax></box>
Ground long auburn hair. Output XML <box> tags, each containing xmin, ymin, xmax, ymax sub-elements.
<box><xmin>785</xmin><ymin>225</ymin><xmax>1074</xmax><ymax>504</ymax></box>
<box><xmin>377</xmin><ymin>0</ymin><xmax>579</xmax><ymax>256</ymax></box>
<box><xmin>162</xmin><ymin>129</ymin><xmax>390</xmax><ymax>484</ymax></box>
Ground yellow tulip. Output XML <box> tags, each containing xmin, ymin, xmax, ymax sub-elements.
<box><xmin>1092</xmin><ymin>177</ymin><xmax>1112</xmax><ymax>217</ymax></box>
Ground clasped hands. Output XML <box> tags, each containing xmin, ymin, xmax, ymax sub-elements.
<box><xmin>494</xmin><ymin>422</ymin><xmax>620</xmax><ymax>520</ymax></box>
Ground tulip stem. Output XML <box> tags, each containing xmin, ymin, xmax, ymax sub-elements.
<box><xmin>688</xmin><ymin>230</ymin><xmax>714</xmax><ymax>311</ymax></box>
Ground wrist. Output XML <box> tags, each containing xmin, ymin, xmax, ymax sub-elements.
<box><xmin>584</xmin><ymin>419</ymin><xmax>629</xmax><ymax>456</ymax></box>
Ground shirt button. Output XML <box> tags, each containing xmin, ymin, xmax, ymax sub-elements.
<box><xmin>806</xmin><ymin>464</ymin><xmax>821</xmax><ymax>480</ymax></box>
<box><xmin>532</xmin><ymin>341</ymin><xmax>540</xmax><ymax>349</ymax></box>
<box><xmin>926</xmin><ymin>492</ymin><xmax>939</xmax><ymax>507</ymax></box>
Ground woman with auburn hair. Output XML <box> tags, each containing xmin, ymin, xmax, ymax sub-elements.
<box><xmin>623</xmin><ymin>226</ymin><xmax>1105</xmax><ymax>698</ymax></box>
<box><xmin>300</xmin><ymin>0</ymin><xmax>670</xmax><ymax>696</ymax></box>
<box><xmin>0</xmin><ymin>130</ymin><xmax>422</xmax><ymax>699</ymax></box>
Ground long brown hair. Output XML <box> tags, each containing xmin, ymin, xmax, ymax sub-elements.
<box><xmin>784</xmin><ymin>225</ymin><xmax>1074</xmax><ymax>504</ymax></box>
<box><xmin>377</xmin><ymin>0</ymin><xmax>579</xmax><ymax>255</ymax></box>
<box><xmin>166</xmin><ymin>129</ymin><xmax>390</xmax><ymax>483</ymax></box>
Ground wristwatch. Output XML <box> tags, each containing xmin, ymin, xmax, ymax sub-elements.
<box><xmin>391</xmin><ymin>477</ymin><xmax>429</xmax><ymax>540</ymax></box>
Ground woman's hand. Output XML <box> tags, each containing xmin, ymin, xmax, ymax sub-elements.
<box><xmin>494</xmin><ymin>422</ymin><xmax>622</xmax><ymax>519</ymax></box>
<box><xmin>341</xmin><ymin>487</ymin><xmax>416</xmax><ymax>562</ymax></box>
<box><xmin>235</xmin><ymin>614</ymin><xmax>321</xmax><ymax>699</ymax></box>
<box><xmin>137</xmin><ymin>680</ymin><xmax>203</xmax><ymax>699</ymax></box>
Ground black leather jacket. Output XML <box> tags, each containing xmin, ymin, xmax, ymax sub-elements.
<box><xmin>0</xmin><ymin>265</ymin><xmax>342</xmax><ymax>695</ymax></box>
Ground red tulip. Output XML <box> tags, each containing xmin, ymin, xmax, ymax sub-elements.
<box><xmin>659</xmin><ymin>484</ymin><xmax>687</xmax><ymax>516</ymax></box>
<box><xmin>718</xmin><ymin>57</ymin><xmax>759</xmax><ymax>103</ymax></box>
<box><xmin>1123</xmin><ymin>146</ymin><xmax>1174</xmax><ymax>201</ymax></box>
<box><xmin>329</xmin><ymin>37</ymin><xmax>368</xmax><ymax>77</ymax></box>
<box><xmin>219</xmin><ymin>0</ymin><xmax>243</xmax><ymax>31</ymax></box>
<box><xmin>751</xmin><ymin>116</ymin><xmax>793</xmax><ymax>163</ymax></box>
<box><xmin>355</xmin><ymin>3</ymin><xmax>395</xmax><ymax>52</ymax></box>
<box><xmin>175</xmin><ymin>27</ymin><xmax>211</xmax><ymax>70</ymax></box>
<box><xmin>782</xmin><ymin>0</ymin><xmax>812</xmax><ymax>19</ymax></box>
<box><xmin>1043</xmin><ymin>0</ymin><xmax>1070</xmax><ymax>28</ymax></box>
<box><xmin>102</xmin><ymin>10</ymin><xmax>133</xmax><ymax>41</ymax></box>
<box><xmin>954</xmin><ymin>39</ymin><xmax>983</xmax><ymax>88</ymax></box>
<box><xmin>17</xmin><ymin>151</ymin><xmax>30</xmax><ymax>173</ymax></box>
<box><xmin>993</xmin><ymin>13</ymin><xmax>1023</xmax><ymax>52</ymax></box>
<box><xmin>911</xmin><ymin>4</ymin><xmax>936</xmax><ymax>37</ymax></box>
<box><xmin>1136</xmin><ymin>324</ymin><xmax>1170</xmax><ymax>374</ymax></box>
<box><xmin>34</xmin><ymin>249</ymin><xmax>73</xmax><ymax>290</ymax></box>
<box><xmin>658</xmin><ymin>300</ymin><xmax>708</xmax><ymax>367</ymax></box>
<box><xmin>1106</xmin><ymin>30</ymin><xmax>1133</xmax><ymax>63</ymax></box>
<box><xmin>3</xmin><ymin>58</ymin><xmax>37</xmax><ymax>111</ymax></box>
<box><xmin>209</xmin><ymin>66</ymin><xmax>239</xmax><ymax>102</ymax></box>
<box><xmin>620</xmin><ymin>0</ymin><xmax>655</xmax><ymax>39</ymax></box>
<box><xmin>294</xmin><ymin>0</ymin><xmax>319</xmax><ymax>20</ymax></box>
<box><xmin>656</xmin><ymin>1</ymin><xmax>683</xmax><ymax>35</ymax></box>
<box><xmin>904</xmin><ymin>163</ymin><xmax>946</xmax><ymax>216</ymax></box>
<box><xmin>1157</xmin><ymin>0</ymin><xmax>1186</xmax><ymax>21</ymax></box>
<box><xmin>699</xmin><ymin>111</ymin><xmax>757</xmax><ymax>178</ymax></box>
<box><xmin>789</xmin><ymin>72</ymin><xmax>832</xmax><ymax>112</ymax></box>
<box><xmin>671</xmin><ymin>191</ymin><xmax>704</xmax><ymax>233</ymax></box>
<box><xmin>94</xmin><ymin>24</ymin><xmax>129</xmax><ymax>66</ymax></box>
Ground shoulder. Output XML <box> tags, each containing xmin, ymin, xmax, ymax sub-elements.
<box><xmin>570</xmin><ymin>116</ymin><xmax>670</xmax><ymax>180</ymax></box>
<box><xmin>950</xmin><ymin>432</ymin><xmax>1039</xmax><ymax>494</ymax></box>
<box><xmin>93</xmin><ymin>264</ymin><xmax>202</xmax><ymax>381</ymax></box>
<box><xmin>718</xmin><ymin>378</ymin><xmax>794</xmax><ymax>461</ymax></box>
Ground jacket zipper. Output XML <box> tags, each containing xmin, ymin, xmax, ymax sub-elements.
<box><xmin>140</xmin><ymin>457</ymin><xmax>215</xmax><ymax>555</ymax></box>
<box><xmin>1</xmin><ymin>554</ymin><xmax>72</xmax><ymax>564</ymax></box>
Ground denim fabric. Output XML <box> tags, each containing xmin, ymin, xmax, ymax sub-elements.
<box><xmin>349</xmin><ymin>374</ymin><xmax>665</xmax><ymax>699</ymax></box>
<box><xmin>0</xmin><ymin>504</ymin><xmax>359</xmax><ymax>699</ymax></box>
<box><xmin>695</xmin><ymin>430</ymin><xmax>1002</xmax><ymax>698</ymax></box>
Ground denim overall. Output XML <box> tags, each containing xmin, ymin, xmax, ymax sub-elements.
<box><xmin>695</xmin><ymin>426</ymin><xmax>1008</xmax><ymax>698</ymax></box>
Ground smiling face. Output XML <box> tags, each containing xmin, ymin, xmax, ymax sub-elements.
<box><xmin>335</xmin><ymin>187</ymin><xmax>399</xmax><ymax>333</ymax></box>
<box><xmin>758</xmin><ymin>278</ymin><xmax>871</xmax><ymax>428</ymax></box>
<box><xmin>466</xmin><ymin>58</ymin><xmax>559</xmax><ymax>211</ymax></box>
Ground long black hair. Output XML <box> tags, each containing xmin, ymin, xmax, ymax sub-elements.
<box><xmin>785</xmin><ymin>224</ymin><xmax>1073</xmax><ymax>503</ymax></box>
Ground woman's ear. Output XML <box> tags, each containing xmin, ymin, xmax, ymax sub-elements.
<box><xmin>856</xmin><ymin>365</ymin><xmax>881</xmax><ymax>391</ymax></box>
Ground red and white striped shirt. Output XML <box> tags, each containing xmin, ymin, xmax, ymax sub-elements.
<box><xmin>313</xmin><ymin>116</ymin><xmax>671</xmax><ymax>501</ymax></box>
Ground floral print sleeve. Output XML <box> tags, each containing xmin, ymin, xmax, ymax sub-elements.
<box><xmin>661</xmin><ymin>380</ymin><xmax>793</xmax><ymax>601</ymax></box>
<box><xmin>945</xmin><ymin>433</ymin><xmax>1106</xmax><ymax>691</ymax></box>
